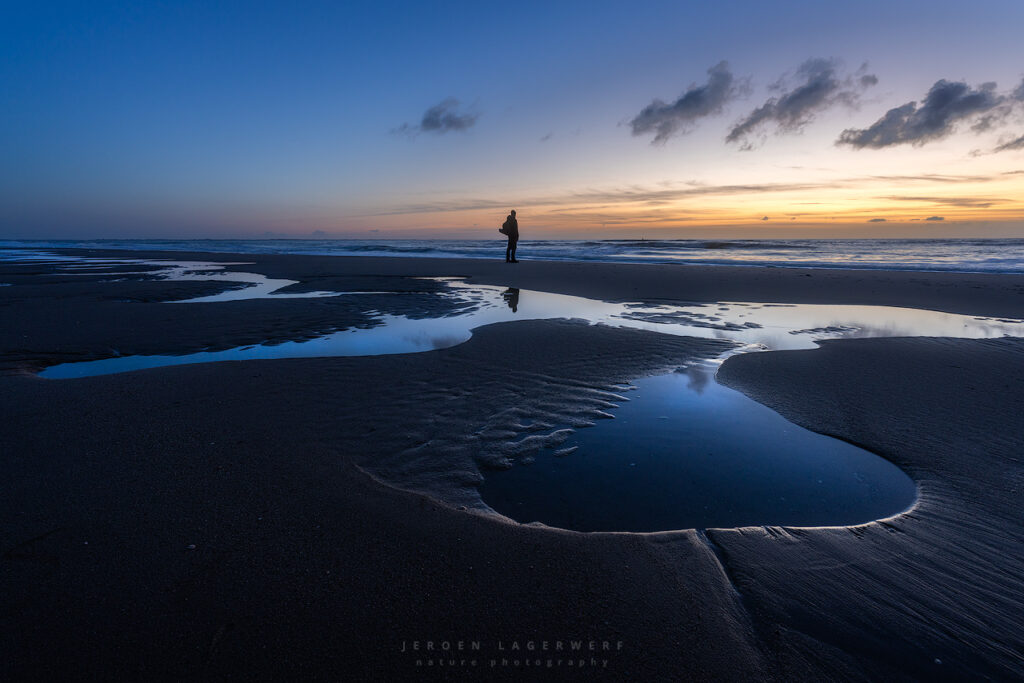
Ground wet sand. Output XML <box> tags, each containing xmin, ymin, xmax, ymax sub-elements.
<box><xmin>1</xmin><ymin>248</ymin><xmax>1023</xmax><ymax>680</ymax></box>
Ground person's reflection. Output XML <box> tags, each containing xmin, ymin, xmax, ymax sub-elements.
<box><xmin>502</xmin><ymin>287</ymin><xmax>520</xmax><ymax>313</ymax></box>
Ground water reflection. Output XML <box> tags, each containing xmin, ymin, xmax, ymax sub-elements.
<box><xmin>4</xmin><ymin>251</ymin><xmax>992</xmax><ymax>530</ymax></box>
<box><xmin>480</xmin><ymin>367</ymin><xmax>918</xmax><ymax>531</ymax></box>
<box><xmin>502</xmin><ymin>287</ymin><xmax>520</xmax><ymax>313</ymax></box>
<box><xmin>0</xmin><ymin>249</ymin><xmax>344</xmax><ymax>302</ymax></box>
<box><xmin>36</xmin><ymin>274</ymin><xmax>1024</xmax><ymax>378</ymax></box>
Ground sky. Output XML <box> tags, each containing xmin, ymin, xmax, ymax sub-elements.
<box><xmin>2</xmin><ymin>0</ymin><xmax>1024</xmax><ymax>239</ymax></box>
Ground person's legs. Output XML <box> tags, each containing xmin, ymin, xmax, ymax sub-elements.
<box><xmin>510</xmin><ymin>237</ymin><xmax>518</xmax><ymax>262</ymax></box>
<box><xmin>505</xmin><ymin>238</ymin><xmax>513</xmax><ymax>262</ymax></box>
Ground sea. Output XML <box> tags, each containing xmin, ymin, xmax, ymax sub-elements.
<box><xmin>2</xmin><ymin>238</ymin><xmax>1024</xmax><ymax>274</ymax></box>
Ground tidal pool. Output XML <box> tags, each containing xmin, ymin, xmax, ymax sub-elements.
<box><xmin>35</xmin><ymin>274</ymin><xmax>1024</xmax><ymax>378</ymax></box>
<box><xmin>0</xmin><ymin>249</ymin><xmax>342</xmax><ymax>302</ymax></box>
<box><xmin>479</xmin><ymin>366</ymin><xmax>918</xmax><ymax>531</ymax></box>
<box><xmin>7</xmin><ymin>252</ymin><xmax>1017</xmax><ymax>531</ymax></box>
<box><xmin>8</xmin><ymin>252</ymin><xmax>1023</xmax><ymax>377</ymax></box>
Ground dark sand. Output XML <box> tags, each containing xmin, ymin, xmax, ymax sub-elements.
<box><xmin>2</xmin><ymin>248</ymin><xmax>1023</xmax><ymax>680</ymax></box>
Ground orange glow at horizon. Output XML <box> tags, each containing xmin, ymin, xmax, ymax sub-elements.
<box><xmin>333</xmin><ymin>170</ymin><xmax>1024</xmax><ymax>239</ymax></box>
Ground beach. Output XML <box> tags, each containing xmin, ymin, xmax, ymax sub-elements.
<box><xmin>2</xmin><ymin>248</ymin><xmax>1023</xmax><ymax>680</ymax></box>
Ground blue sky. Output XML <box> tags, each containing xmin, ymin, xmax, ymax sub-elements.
<box><xmin>2</xmin><ymin>0</ymin><xmax>1023</xmax><ymax>238</ymax></box>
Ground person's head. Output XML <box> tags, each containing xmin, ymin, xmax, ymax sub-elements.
<box><xmin>510</xmin><ymin>209</ymin><xmax>516</xmax><ymax>216</ymax></box>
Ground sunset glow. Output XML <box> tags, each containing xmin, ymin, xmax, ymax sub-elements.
<box><xmin>2</xmin><ymin>1</ymin><xmax>1023</xmax><ymax>239</ymax></box>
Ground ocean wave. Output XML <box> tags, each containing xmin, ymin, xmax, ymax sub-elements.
<box><xmin>3</xmin><ymin>238</ymin><xmax>1023</xmax><ymax>273</ymax></box>
<box><xmin>341</xmin><ymin>244</ymin><xmax>445</xmax><ymax>254</ymax></box>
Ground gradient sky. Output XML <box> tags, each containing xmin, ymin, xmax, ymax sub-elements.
<box><xmin>2</xmin><ymin>0</ymin><xmax>1024</xmax><ymax>239</ymax></box>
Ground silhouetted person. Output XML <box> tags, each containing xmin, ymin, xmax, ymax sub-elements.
<box><xmin>502</xmin><ymin>287</ymin><xmax>520</xmax><ymax>312</ymax></box>
<box><xmin>501</xmin><ymin>209</ymin><xmax>519</xmax><ymax>263</ymax></box>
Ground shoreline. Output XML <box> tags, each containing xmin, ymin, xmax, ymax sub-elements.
<box><xmin>10</xmin><ymin>245</ymin><xmax>1024</xmax><ymax>318</ymax></box>
<box><xmin>2</xmin><ymin>248</ymin><xmax>1022</xmax><ymax>679</ymax></box>
<box><xmin>5</xmin><ymin>239</ymin><xmax>1024</xmax><ymax>276</ymax></box>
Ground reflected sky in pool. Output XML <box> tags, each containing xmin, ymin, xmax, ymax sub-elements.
<box><xmin>479</xmin><ymin>367</ymin><xmax>918</xmax><ymax>531</ymax></box>
<box><xmin>8</xmin><ymin>251</ymin><xmax>1005</xmax><ymax>530</ymax></box>
<box><xmin>8</xmin><ymin>249</ymin><xmax>1024</xmax><ymax>378</ymax></box>
<box><xmin>0</xmin><ymin>249</ymin><xmax>342</xmax><ymax>301</ymax></box>
<box><xmin>36</xmin><ymin>273</ymin><xmax>1024</xmax><ymax>378</ymax></box>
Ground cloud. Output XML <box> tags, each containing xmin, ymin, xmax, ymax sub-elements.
<box><xmin>761</xmin><ymin>215</ymin><xmax>769</xmax><ymax>220</ymax></box>
<box><xmin>360</xmin><ymin>169</ymin><xmax>1021</xmax><ymax>217</ymax></box>
<box><xmin>883</xmin><ymin>195</ymin><xmax>1004</xmax><ymax>208</ymax></box>
<box><xmin>994</xmin><ymin>133</ymin><xmax>1024</xmax><ymax>152</ymax></box>
<box><xmin>866</xmin><ymin>173</ymin><xmax>989</xmax><ymax>183</ymax></box>
<box><xmin>868</xmin><ymin>218</ymin><xmax>887</xmax><ymax>222</ymax></box>
<box><xmin>394</xmin><ymin>98</ymin><xmax>477</xmax><ymax>136</ymax></box>
<box><xmin>925</xmin><ymin>216</ymin><xmax>945</xmax><ymax>221</ymax></box>
<box><xmin>727</xmin><ymin>58</ymin><xmax>876</xmax><ymax>148</ymax></box>
<box><xmin>368</xmin><ymin>181</ymin><xmax>833</xmax><ymax>216</ymax></box>
<box><xmin>630</xmin><ymin>61</ymin><xmax>745</xmax><ymax>144</ymax></box>
<box><xmin>837</xmin><ymin>78</ymin><xmax>1022</xmax><ymax>148</ymax></box>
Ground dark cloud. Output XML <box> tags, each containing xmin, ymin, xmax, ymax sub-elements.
<box><xmin>630</xmin><ymin>61</ymin><xmax>745</xmax><ymax>144</ymax></box>
<box><xmin>761</xmin><ymin>215</ymin><xmax>769</xmax><ymax>221</ymax></box>
<box><xmin>884</xmin><ymin>195</ymin><xmax>1003</xmax><ymax>208</ymax></box>
<box><xmin>837</xmin><ymin>79</ymin><xmax>1020</xmax><ymax>148</ymax></box>
<box><xmin>727</xmin><ymin>58</ymin><xmax>876</xmax><ymax>148</ymax></box>
<box><xmin>925</xmin><ymin>216</ymin><xmax>945</xmax><ymax>221</ymax></box>
<box><xmin>994</xmin><ymin>133</ymin><xmax>1024</xmax><ymax>152</ymax></box>
<box><xmin>866</xmin><ymin>173</ymin><xmax>985</xmax><ymax>183</ymax></box>
<box><xmin>394</xmin><ymin>98</ymin><xmax>477</xmax><ymax>136</ymax></box>
<box><xmin>868</xmin><ymin>218</ymin><xmax>887</xmax><ymax>222</ymax></box>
